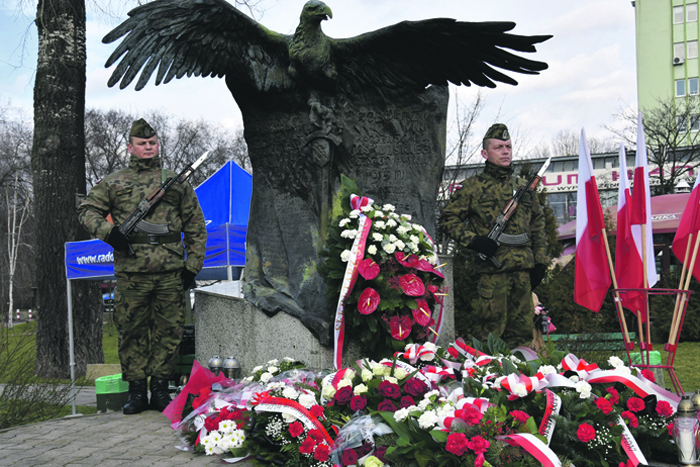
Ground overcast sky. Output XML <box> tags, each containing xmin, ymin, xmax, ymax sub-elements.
<box><xmin>0</xmin><ymin>0</ymin><xmax>637</xmax><ymax>158</ymax></box>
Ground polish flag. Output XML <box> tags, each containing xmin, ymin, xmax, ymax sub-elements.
<box><xmin>615</xmin><ymin>143</ymin><xmax>645</xmax><ymax>315</ymax></box>
<box><xmin>672</xmin><ymin>176</ymin><xmax>700</xmax><ymax>282</ymax></box>
<box><xmin>630</xmin><ymin>113</ymin><xmax>658</xmax><ymax>290</ymax></box>
<box><xmin>575</xmin><ymin>129</ymin><xmax>611</xmax><ymax>312</ymax></box>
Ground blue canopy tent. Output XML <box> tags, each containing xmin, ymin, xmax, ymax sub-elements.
<box><xmin>63</xmin><ymin>161</ymin><xmax>251</xmax><ymax>412</ymax></box>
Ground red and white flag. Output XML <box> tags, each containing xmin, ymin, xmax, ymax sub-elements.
<box><xmin>575</xmin><ymin>129</ymin><xmax>611</xmax><ymax>312</ymax></box>
<box><xmin>672</xmin><ymin>176</ymin><xmax>700</xmax><ymax>282</ymax></box>
<box><xmin>630</xmin><ymin>112</ymin><xmax>658</xmax><ymax>289</ymax></box>
<box><xmin>615</xmin><ymin>143</ymin><xmax>645</xmax><ymax>315</ymax></box>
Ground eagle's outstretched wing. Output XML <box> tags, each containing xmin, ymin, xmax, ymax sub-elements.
<box><xmin>102</xmin><ymin>0</ymin><xmax>292</xmax><ymax>92</ymax></box>
<box><xmin>332</xmin><ymin>19</ymin><xmax>552</xmax><ymax>89</ymax></box>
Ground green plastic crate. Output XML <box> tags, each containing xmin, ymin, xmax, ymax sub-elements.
<box><xmin>629</xmin><ymin>351</ymin><xmax>661</xmax><ymax>366</ymax></box>
<box><xmin>95</xmin><ymin>373</ymin><xmax>129</xmax><ymax>412</ymax></box>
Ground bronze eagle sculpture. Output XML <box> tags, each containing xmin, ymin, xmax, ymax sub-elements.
<box><xmin>103</xmin><ymin>0</ymin><xmax>552</xmax><ymax>345</ymax></box>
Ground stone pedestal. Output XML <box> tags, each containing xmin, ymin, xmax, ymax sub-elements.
<box><xmin>194</xmin><ymin>256</ymin><xmax>454</xmax><ymax>373</ymax></box>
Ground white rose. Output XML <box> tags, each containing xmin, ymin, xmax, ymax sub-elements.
<box><xmin>373</xmin><ymin>209</ymin><xmax>384</xmax><ymax>217</ymax></box>
<box><xmin>397</xmin><ymin>226</ymin><xmax>409</xmax><ymax>235</ymax></box>
<box><xmin>617</xmin><ymin>366</ymin><xmax>631</xmax><ymax>374</ymax></box>
<box><xmin>336</xmin><ymin>379</ymin><xmax>353</xmax><ymax>389</ymax></box>
<box><xmin>386</xmin><ymin>219</ymin><xmax>397</xmax><ymax>227</ymax></box>
<box><xmin>340</xmin><ymin>250</ymin><xmax>352</xmax><ymax>262</ymax></box>
<box><xmin>383</xmin><ymin>243</ymin><xmax>396</xmax><ymax>254</ymax></box>
<box><xmin>394</xmin><ymin>368</ymin><xmax>408</xmax><ymax>379</ymax></box>
<box><xmin>367</xmin><ymin>245</ymin><xmax>377</xmax><ymax>255</ymax></box>
<box><xmin>389</xmin><ymin>234</ymin><xmax>398</xmax><ymax>243</ymax></box>
<box><xmin>321</xmin><ymin>384</ymin><xmax>336</xmax><ymax>399</ymax></box>
<box><xmin>395</xmin><ymin>240</ymin><xmax>405</xmax><ymax>250</ymax></box>
<box><xmin>260</xmin><ymin>372</ymin><xmax>273</xmax><ymax>383</ymax></box>
<box><xmin>252</xmin><ymin>365</ymin><xmax>263</xmax><ymax>372</ymax></box>
<box><xmin>384</xmin><ymin>376</ymin><xmax>398</xmax><ymax>384</ymax></box>
<box><xmin>373</xmin><ymin>232</ymin><xmax>384</xmax><ymax>242</ymax></box>
<box><xmin>353</xmin><ymin>384</ymin><xmax>368</xmax><ymax>395</ymax></box>
<box><xmin>608</xmin><ymin>356</ymin><xmax>624</xmax><ymax>368</ymax></box>
<box><xmin>409</xmin><ymin>235</ymin><xmax>420</xmax><ymax>244</ymax></box>
<box><xmin>362</xmin><ymin>369</ymin><xmax>374</xmax><ymax>382</ymax></box>
<box><xmin>267</xmin><ymin>366</ymin><xmax>279</xmax><ymax>373</ymax></box>
<box><xmin>374</xmin><ymin>221</ymin><xmax>386</xmax><ymax>230</ymax></box>
<box><xmin>341</xmin><ymin>229</ymin><xmax>358</xmax><ymax>239</ymax></box>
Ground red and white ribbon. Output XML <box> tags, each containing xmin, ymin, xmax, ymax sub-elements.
<box><xmin>616</xmin><ymin>414</ymin><xmax>648</xmax><ymax>466</ymax></box>
<box><xmin>333</xmin><ymin>194</ymin><xmax>373</xmax><ymax>369</ymax></box>
<box><xmin>496</xmin><ymin>433</ymin><xmax>562</xmax><ymax>467</ymax></box>
<box><xmin>538</xmin><ymin>390</ymin><xmax>561</xmax><ymax>445</ymax></box>
<box><xmin>255</xmin><ymin>396</ymin><xmax>334</xmax><ymax>445</ymax></box>
<box><xmin>395</xmin><ymin>343</ymin><xmax>436</xmax><ymax>365</ymax></box>
<box><xmin>500</xmin><ymin>373</ymin><xmax>545</xmax><ymax>399</ymax></box>
<box><xmin>512</xmin><ymin>346</ymin><xmax>539</xmax><ymax>361</ymax></box>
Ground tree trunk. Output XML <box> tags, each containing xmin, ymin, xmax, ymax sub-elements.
<box><xmin>32</xmin><ymin>0</ymin><xmax>103</xmax><ymax>378</ymax></box>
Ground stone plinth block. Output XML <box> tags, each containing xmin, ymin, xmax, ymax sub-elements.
<box><xmin>85</xmin><ymin>364</ymin><xmax>122</xmax><ymax>382</ymax></box>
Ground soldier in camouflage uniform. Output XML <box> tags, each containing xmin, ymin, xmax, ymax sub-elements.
<box><xmin>439</xmin><ymin>123</ymin><xmax>548</xmax><ymax>348</ymax></box>
<box><xmin>78</xmin><ymin>119</ymin><xmax>207</xmax><ymax>414</ymax></box>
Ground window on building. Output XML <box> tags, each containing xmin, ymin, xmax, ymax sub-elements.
<box><xmin>675</xmin><ymin>5</ymin><xmax>685</xmax><ymax>23</ymax></box>
<box><xmin>563</xmin><ymin>160</ymin><xmax>578</xmax><ymax>172</ymax></box>
<box><xmin>690</xmin><ymin>41</ymin><xmax>699</xmax><ymax>59</ymax></box>
<box><xmin>593</xmin><ymin>157</ymin><xmax>606</xmax><ymax>170</ymax></box>
<box><xmin>677</xmin><ymin>79</ymin><xmax>687</xmax><ymax>97</ymax></box>
<box><xmin>691</xmin><ymin>77</ymin><xmax>700</xmax><ymax>95</ymax></box>
<box><xmin>689</xmin><ymin>3</ymin><xmax>698</xmax><ymax>22</ymax></box>
<box><xmin>679</xmin><ymin>115</ymin><xmax>688</xmax><ymax>133</ymax></box>
<box><xmin>692</xmin><ymin>114</ymin><xmax>700</xmax><ymax>131</ymax></box>
<box><xmin>675</xmin><ymin>42</ymin><xmax>686</xmax><ymax>61</ymax></box>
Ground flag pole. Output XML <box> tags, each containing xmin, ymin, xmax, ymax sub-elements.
<box><xmin>668</xmin><ymin>233</ymin><xmax>692</xmax><ymax>346</ymax></box>
<box><xmin>669</xmin><ymin>233</ymin><xmax>700</xmax><ymax>346</ymax></box>
<box><xmin>602</xmin><ymin>228</ymin><xmax>632</xmax><ymax>346</ymax></box>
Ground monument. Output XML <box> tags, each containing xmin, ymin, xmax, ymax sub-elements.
<box><xmin>103</xmin><ymin>0</ymin><xmax>551</xmax><ymax>350</ymax></box>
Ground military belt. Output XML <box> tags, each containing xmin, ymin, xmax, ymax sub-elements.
<box><xmin>129</xmin><ymin>233</ymin><xmax>182</xmax><ymax>245</ymax></box>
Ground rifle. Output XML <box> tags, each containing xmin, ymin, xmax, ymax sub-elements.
<box><xmin>477</xmin><ymin>157</ymin><xmax>551</xmax><ymax>268</ymax></box>
<box><xmin>118</xmin><ymin>151</ymin><xmax>209</xmax><ymax>256</ymax></box>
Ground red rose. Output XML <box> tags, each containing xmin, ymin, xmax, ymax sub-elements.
<box><xmin>404</xmin><ymin>378</ymin><xmax>428</xmax><ymax>397</ymax></box>
<box><xmin>375</xmin><ymin>446</ymin><xmax>388</xmax><ymax>462</ymax></box>
<box><xmin>606</xmin><ymin>387</ymin><xmax>620</xmax><ymax>405</ymax></box>
<box><xmin>299</xmin><ymin>437</ymin><xmax>315</xmax><ymax>454</ymax></box>
<box><xmin>341</xmin><ymin>449</ymin><xmax>358</xmax><ymax>466</ymax></box>
<box><xmin>467</xmin><ymin>435</ymin><xmax>490</xmax><ymax>455</ymax></box>
<box><xmin>595</xmin><ymin>397</ymin><xmax>613</xmax><ymax>415</ymax></box>
<box><xmin>314</xmin><ymin>443</ymin><xmax>330</xmax><ymax>462</ymax></box>
<box><xmin>577</xmin><ymin>423</ymin><xmax>596</xmax><ymax>443</ymax></box>
<box><xmin>350</xmin><ymin>395</ymin><xmax>367</xmax><ymax>412</ymax></box>
<box><xmin>641</xmin><ymin>369</ymin><xmax>656</xmax><ymax>382</ymax></box>
<box><xmin>446</xmin><ymin>432</ymin><xmax>468</xmax><ymax>456</ymax></box>
<box><xmin>622</xmin><ymin>410</ymin><xmax>639</xmax><ymax>428</ymax></box>
<box><xmin>656</xmin><ymin>400</ymin><xmax>674</xmax><ymax>418</ymax></box>
<box><xmin>400</xmin><ymin>396</ymin><xmax>415</xmax><ymax>408</ymax></box>
<box><xmin>378</xmin><ymin>399</ymin><xmax>398</xmax><ymax>412</ymax></box>
<box><xmin>310</xmin><ymin>404</ymin><xmax>324</xmax><ymax>418</ymax></box>
<box><xmin>510</xmin><ymin>410</ymin><xmax>530</xmax><ymax>424</ymax></box>
<box><xmin>334</xmin><ymin>386</ymin><xmax>354</xmax><ymax>405</ymax></box>
<box><xmin>378</xmin><ymin>380</ymin><xmax>401</xmax><ymax>399</ymax></box>
<box><xmin>627</xmin><ymin>397</ymin><xmax>645</xmax><ymax>413</ymax></box>
<box><xmin>289</xmin><ymin>421</ymin><xmax>304</xmax><ymax>438</ymax></box>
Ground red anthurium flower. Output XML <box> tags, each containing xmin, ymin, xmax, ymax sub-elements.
<box><xmin>389</xmin><ymin>315</ymin><xmax>412</xmax><ymax>340</ymax></box>
<box><xmin>358</xmin><ymin>288</ymin><xmax>380</xmax><ymax>315</ymax></box>
<box><xmin>399</xmin><ymin>274</ymin><xmax>425</xmax><ymax>296</ymax></box>
<box><xmin>394</xmin><ymin>252</ymin><xmax>412</xmax><ymax>267</ymax></box>
<box><xmin>358</xmin><ymin>258</ymin><xmax>380</xmax><ymax>280</ymax></box>
<box><xmin>413</xmin><ymin>299</ymin><xmax>432</xmax><ymax>326</ymax></box>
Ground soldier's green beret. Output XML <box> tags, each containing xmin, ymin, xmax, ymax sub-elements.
<box><xmin>483</xmin><ymin>123</ymin><xmax>510</xmax><ymax>141</ymax></box>
<box><xmin>129</xmin><ymin>118</ymin><xmax>157</xmax><ymax>139</ymax></box>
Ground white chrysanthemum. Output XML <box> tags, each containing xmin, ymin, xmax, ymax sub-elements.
<box><xmin>204</xmin><ymin>444</ymin><xmax>216</xmax><ymax>455</ymax></box>
<box><xmin>252</xmin><ymin>365</ymin><xmax>263</xmax><ymax>372</ymax></box>
<box><xmin>267</xmin><ymin>359</ymin><xmax>279</xmax><ymax>365</ymax></box>
<box><xmin>218</xmin><ymin>420</ymin><xmax>234</xmax><ymax>434</ymax></box>
<box><xmin>418</xmin><ymin>410</ymin><xmax>439</xmax><ymax>429</ymax></box>
<box><xmin>230</xmin><ymin>429</ymin><xmax>246</xmax><ymax>448</ymax></box>
<box><xmin>340</xmin><ymin>250</ymin><xmax>352</xmax><ymax>262</ymax></box>
<box><xmin>608</xmin><ymin>356</ymin><xmax>624</xmax><ymax>368</ymax></box>
<box><xmin>537</xmin><ymin>365</ymin><xmax>556</xmax><ymax>376</ymax></box>
<box><xmin>349</xmin><ymin>209</ymin><xmax>361</xmax><ymax>219</ymax></box>
<box><xmin>260</xmin><ymin>372</ymin><xmax>273</xmax><ymax>383</ymax></box>
<box><xmin>383</xmin><ymin>204</ymin><xmax>395</xmax><ymax>212</ymax></box>
<box><xmin>354</xmin><ymin>384</ymin><xmax>368</xmax><ymax>395</ymax></box>
<box><xmin>575</xmin><ymin>380</ymin><xmax>592</xmax><ymax>399</ymax></box>
<box><xmin>401</xmin><ymin>214</ymin><xmax>412</xmax><ymax>221</ymax></box>
<box><xmin>298</xmin><ymin>392</ymin><xmax>316</xmax><ymax>408</ymax></box>
<box><xmin>395</xmin><ymin>240</ymin><xmax>405</xmax><ymax>250</ymax></box>
<box><xmin>418</xmin><ymin>398</ymin><xmax>432</xmax><ymax>410</ymax></box>
<box><xmin>282</xmin><ymin>412</ymin><xmax>297</xmax><ymax>423</ymax></box>
<box><xmin>512</xmin><ymin>383</ymin><xmax>528</xmax><ymax>397</ymax></box>
<box><xmin>341</xmin><ymin>229</ymin><xmax>358</xmax><ymax>239</ymax></box>
<box><xmin>321</xmin><ymin>384</ymin><xmax>336</xmax><ymax>399</ymax></box>
<box><xmin>282</xmin><ymin>386</ymin><xmax>299</xmax><ymax>399</ymax></box>
<box><xmin>372</xmin><ymin>232</ymin><xmax>384</xmax><ymax>242</ymax></box>
<box><xmin>374</xmin><ymin>220</ymin><xmax>386</xmax><ymax>230</ymax></box>
<box><xmin>339</xmin><ymin>218</ymin><xmax>351</xmax><ymax>227</ymax></box>
<box><xmin>362</xmin><ymin>368</ymin><xmax>374</xmax><ymax>382</ymax></box>
<box><xmin>361</xmin><ymin>204</ymin><xmax>374</xmax><ymax>212</ymax></box>
<box><xmin>372</xmin><ymin>209</ymin><xmax>384</xmax><ymax>217</ymax></box>
<box><xmin>394</xmin><ymin>408</ymin><xmax>410</xmax><ymax>422</ymax></box>
<box><xmin>266</xmin><ymin>381</ymin><xmax>285</xmax><ymax>390</ymax></box>
<box><xmin>409</xmin><ymin>235</ymin><xmax>420</xmax><ymax>244</ymax></box>
<box><xmin>337</xmin><ymin>379</ymin><xmax>353</xmax><ymax>389</ymax></box>
<box><xmin>386</xmin><ymin>219</ymin><xmax>397</xmax><ymax>228</ymax></box>
<box><xmin>283</xmin><ymin>357</ymin><xmax>296</xmax><ymax>362</ymax></box>
<box><xmin>367</xmin><ymin>245</ymin><xmax>378</xmax><ymax>255</ymax></box>
<box><xmin>394</xmin><ymin>368</ymin><xmax>408</xmax><ymax>379</ymax></box>
<box><xmin>388</xmin><ymin>234</ymin><xmax>398</xmax><ymax>243</ymax></box>
<box><xmin>384</xmin><ymin>375</ymin><xmax>398</xmax><ymax>384</ymax></box>
<box><xmin>267</xmin><ymin>366</ymin><xmax>279</xmax><ymax>373</ymax></box>
<box><xmin>343</xmin><ymin>369</ymin><xmax>356</xmax><ymax>380</ymax></box>
<box><xmin>383</xmin><ymin>243</ymin><xmax>396</xmax><ymax>254</ymax></box>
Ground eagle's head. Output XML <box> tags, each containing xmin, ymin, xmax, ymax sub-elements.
<box><xmin>300</xmin><ymin>0</ymin><xmax>333</xmax><ymax>24</ymax></box>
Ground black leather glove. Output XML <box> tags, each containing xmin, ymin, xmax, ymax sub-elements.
<box><xmin>106</xmin><ymin>227</ymin><xmax>130</xmax><ymax>252</ymax></box>
<box><xmin>468</xmin><ymin>236</ymin><xmax>499</xmax><ymax>257</ymax></box>
<box><xmin>182</xmin><ymin>268</ymin><xmax>197</xmax><ymax>290</ymax></box>
<box><xmin>530</xmin><ymin>263</ymin><xmax>547</xmax><ymax>290</ymax></box>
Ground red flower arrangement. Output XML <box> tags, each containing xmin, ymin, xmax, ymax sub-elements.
<box><xmin>595</xmin><ymin>397</ymin><xmax>614</xmax><ymax>415</ymax></box>
<box><xmin>577</xmin><ymin>423</ymin><xmax>596</xmax><ymax>442</ymax></box>
<box><xmin>656</xmin><ymin>400</ymin><xmax>674</xmax><ymax>418</ymax></box>
<box><xmin>446</xmin><ymin>432</ymin><xmax>469</xmax><ymax>456</ymax></box>
<box><xmin>510</xmin><ymin>410</ymin><xmax>530</xmax><ymax>424</ymax></box>
<box><xmin>621</xmin><ymin>410</ymin><xmax>639</xmax><ymax>428</ymax></box>
<box><xmin>626</xmin><ymin>397</ymin><xmax>645</xmax><ymax>413</ymax></box>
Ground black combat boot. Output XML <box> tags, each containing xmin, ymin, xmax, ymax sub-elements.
<box><xmin>122</xmin><ymin>379</ymin><xmax>148</xmax><ymax>415</ymax></box>
<box><xmin>149</xmin><ymin>377</ymin><xmax>172</xmax><ymax>412</ymax></box>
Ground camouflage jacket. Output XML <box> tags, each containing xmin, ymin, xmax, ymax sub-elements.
<box><xmin>439</xmin><ymin>161</ymin><xmax>548</xmax><ymax>274</ymax></box>
<box><xmin>78</xmin><ymin>154</ymin><xmax>207</xmax><ymax>274</ymax></box>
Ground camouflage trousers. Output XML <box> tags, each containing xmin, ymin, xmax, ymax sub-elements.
<box><xmin>473</xmin><ymin>270</ymin><xmax>534</xmax><ymax>348</ymax></box>
<box><xmin>114</xmin><ymin>270</ymin><xmax>185</xmax><ymax>381</ymax></box>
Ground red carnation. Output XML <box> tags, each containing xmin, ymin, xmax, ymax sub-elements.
<box><xmin>413</xmin><ymin>299</ymin><xmax>432</xmax><ymax>326</ymax></box>
<box><xmin>656</xmin><ymin>400</ymin><xmax>674</xmax><ymax>418</ymax></box>
<box><xmin>299</xmin><ymin>437</ymin><xmax>315</xmax><ymax>454</ymax></box>
<box><xmin>668</xmin><ymin>421</ymin><xmax>675</xmax><ymax>437</ymax></box>
<box><xmin>378</xmin><ymin>380</ymin><xmax>401</xmax><ymax>399</ymax></box>
<box><xmin>350</xmin><ymin>395</ymin><xmax>367</xmax><ymax>412</ymax></box>
<box><xmin>389</xmin><ymin>315</ymin><xmax>412</xmax><ymax>340</ymax></box>
<box><xmin>308</xmin><ymin>429</ymin><xmax>324</xmax><ymax>442</ymax></box>
<box><xmin>191</xmin><ymin>386</ymin><xmax>212</xmax><ymax>409</ymax></box>
<box><xmin>467</xmin><ymin>435</ymin><xmax>490</xmax><ymax>455</ymax></box>
<box><xmin>595</xmin><ymin>397</ymin><xmax>613</xmax><ymax>415</ymax></box>
<box><xmin>399</xmin><ymin>273</ymin><xmax>425</xmax><ymax>296</ymax></box>
<box><xmin>641</xmin><ymin>369</ymin><xmax>656</xmax><ymax>382</ymax></box>
<box><xmin>606</xmin><ymin>387</ymin><xmax>620</xmax><ymax>405</ymax></box>
<box><xmin>445</xmin><ymin>432</ymin><xmax>468</xmax><ymax>456</ymax></box>
<box><xmin>314</xmin><ymin>443</ymin><xmax>330</xmax><ymax>462</ymax></box>
<box><xmin>358</xmin><ymin>288</ymin><xmax>380</xmax><ymax>315</ymax></box>
<box><xmin>456</xmin><ymin>404</ymin><xmax>483</xmax><ymax>425</ymax></box>
<box><xmin>627</xmin><ymin>397</ymin><xmax>645</xmax><ymax>413</ymax></box>
<box><xmin>622</xmin><ymin>410</ymin><xmax>639</xmax><ymax>428</ymax></box>
<box><xmin>341</xmin><ymin>449</ymin><xmax>359</xmax><ymax>466</ymax></box>
<box><xmin>358</xmin><ymin>258</ymin><xmax>380</xmax><ymax>280</ymax></box>
<box><xmin>577</xmin><ymin>423</ymin><xmax>596</xmax><ymax>443</ymax></box>
<box><xmin>289</xmin><ymin>421</ymin><xmax>304</xmax><ymax>438</ymax></box>
<box><xmin>310</xmin><ymin>404</ymin><xmax>324</xmax><ymax>418</ymax></box>
<box><xmin>510</xmin><ymin>410</ymin><xmax>530</xmax><ymax>424</ymax></box>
